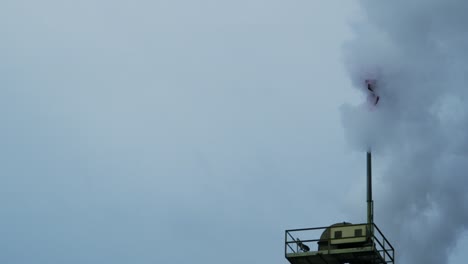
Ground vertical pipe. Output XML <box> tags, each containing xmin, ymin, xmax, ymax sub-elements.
<box><xmin>284</xmin><ymin>231</ymin><xmax>287</xmax><ymax>256</ymax></box>
<box><xmin>367</xmin><ymin>151</ymin><xmax>373</xmax><ymax>226</ymax></box>
<box><xmin>367</xmin><ymin>151</ymin><xmax>375</xmax><ymax>244</ymax></box>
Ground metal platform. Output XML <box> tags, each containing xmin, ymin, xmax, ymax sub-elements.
<box><xmin>285</xmin><ymin>223</ymin><xmax>394</xmax><ymax>264</ymax></box>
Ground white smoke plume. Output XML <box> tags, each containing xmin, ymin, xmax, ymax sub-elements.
<box><xmin>341</xmin><ymin>1</ymin><xmax>468</xmax><ymax>263</ymax></box>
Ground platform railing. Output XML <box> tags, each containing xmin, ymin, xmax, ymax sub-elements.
<box><xmin>285</xmin><ymin>223</ymin><xmax>394</xmax><ymax>263</ymax></box>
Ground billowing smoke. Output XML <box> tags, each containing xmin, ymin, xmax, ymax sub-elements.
<box><xmin>341</xmin><ymin>1</ymin><xmax>468</xmax><ymax>263</ymax></box>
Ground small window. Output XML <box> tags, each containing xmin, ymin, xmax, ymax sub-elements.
<box><xmin>334</xmin><ymin>231</ymin><xmax>342</xmax><ymax>238</ymax></box>
<box><xmin>355</xmin><ymin>229</ymin><xmax>363</xmax><ymax>237</ymax></box>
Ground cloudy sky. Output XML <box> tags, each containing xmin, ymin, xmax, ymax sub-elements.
<box><xmin>342</xmin><ymin>1</ymin><xmax>468</xmax><ymax>264</ymax></box>
<box><xmin>2</xmin><ymin>1</ymin><xmax>467</xmax><ymax>264</ymax></box>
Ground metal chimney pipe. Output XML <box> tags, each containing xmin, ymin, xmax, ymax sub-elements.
<box><xmin>367</xmin><ymin>152</ymin><xmax>373</xmax><ymax>226</ymax></box>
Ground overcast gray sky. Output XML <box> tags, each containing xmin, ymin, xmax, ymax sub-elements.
<box><xmin>2</xmin><ymin>1</ymin><xmax>467</xmax><ymax>264</ymax></box>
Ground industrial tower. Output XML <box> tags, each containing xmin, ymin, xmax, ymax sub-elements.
<box><xmin>284</xmin><ymin>152</ymin><xmax>395</xmax><ymax>264</ymax></box>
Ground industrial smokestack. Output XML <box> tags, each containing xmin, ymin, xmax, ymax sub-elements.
<box><xmin>367</xmin><ymin>151</ymin><xmax>373</xmax><ymax>227</ymax></box>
